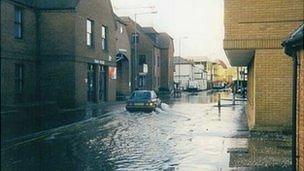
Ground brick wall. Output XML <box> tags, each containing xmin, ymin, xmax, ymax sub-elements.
<box><xmin>159</xmin><ymin>33</ymin><xmax>174</xmax><ymax>91</ymax></box>
<box><xmin>298</xmin><ymin>50</ymin><xmax>304</xmax><ymax>171</ymax></box>
<box><xmin>224</xmin><ymin>0</ymin><xmax>303</xmax><ymax>131</ymax></box>
<box><xmin>122</xmin><ymin>17</ymin><xmax>158</xmax><ymax>91</ymax></box>
<box><xmin>247</xmin><ymin>58</ymin><xmax>255</xmax><ymax>129</ymax></box>
<box><xmin>254</xmin><ymin>49</ymin><xmax>292</xmax><ymax>130</ymax></box>
<box><xmin>1</xmin><ymin>1</ymin><xmax>38</xmax><ymax>106</ymax></box>
<box><xmin>116</xmin><ymin>21</ymin><xmax>131</xmax><ymax>96</ymax></box>
<box><xmin>75</xmin><ymin>0</ymin><xmax>117</xmax><ymax>102</ymax></box>
<box><xmin>224</xmin><ymin>0</ymin><xmax>304</xmax><ymax>40</ymax></box>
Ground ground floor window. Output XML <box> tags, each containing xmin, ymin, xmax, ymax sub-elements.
<box><xmin>15</xmin><ymin>64</ymin><xmax>24</xmax><ymax>94</ymax></box>
<box><xmin>139</xmin><ymin>76</ymin><xmax>145</xmax><ymax>87</ymax></box>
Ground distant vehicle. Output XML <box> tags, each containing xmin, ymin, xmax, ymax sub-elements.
<box><xmin>126</xmin><ymin>90</ymin><xmax>162</xmax><ymax>112</ymax></box>
<box><xmin>187</xmin><ymin>80</ymin><xmax>199</xmax><ymax>92</ymax></box>
<box><xmin>212</xmin><ymin>81</ymin><xmax>225</xmax><ymax>89</ymax></box>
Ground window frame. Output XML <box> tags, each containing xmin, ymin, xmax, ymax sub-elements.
<box><xmin>101</xmin><ymin>25</ymin><xmax>108</xmax><ymax>51</ymax></box>
<box><xmin>86</xmin><ymin>19</ymin><xmax>94</xmax><ymax>47</ymax></box>
<box><xmin>14</xmin><ymin>6</ymin><xmax>22</xmax><ymax>39</ymax></box>
<box><xmin>131</xmin><ymin>33</ymin><xmax>139</xmax><ymax>44</ymax></box>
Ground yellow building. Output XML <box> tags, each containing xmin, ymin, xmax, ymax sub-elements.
<box><xmin>212</xmin><ymin>60</ymin><xmax>237</xmax><ymax>84</ymax></box>
<box><xmin>223</xmin><ymin>0</ymin><xmax>304</xmax><ymax>131</ymax></box>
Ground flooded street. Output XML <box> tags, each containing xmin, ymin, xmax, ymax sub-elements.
<box><xmin>1</xmin><ymin>91</ymin><xmax>291</xmax><ymax>171</ymax></box>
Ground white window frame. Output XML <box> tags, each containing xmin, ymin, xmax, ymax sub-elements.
<box><xmin>86</xmin><ymin>19</ymin><xmax>93</xmax><ymax>47</ymax></box>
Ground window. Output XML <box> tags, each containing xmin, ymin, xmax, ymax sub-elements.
<box><xmin>14</xmin><ymin>7</ymin><xmax>22</xmax><ymax>38</ymax></box>
<box><xmin>102</xmin><ymin>25</ymin><xmax>108</xmax><ymax>50</ymax></box>
<box><xmin>86</xmin><ymin>19</ymin><xmax>93</xmax><ymax>46</ymax></box>
<box><xmin>155</xmin><ymin>36</ymin><xmax>159</xmax><ymax>44</ymax></box>
<box><xmin>139</xmin><ymin>76</ymin><xmax>145</xmax><ymax>87</ymax></box>
<box><xmin>139</xmin><ymin>55</ymin><xmax>146</xmax><ymax>65</ymax></box>
<box><xmin>120</xmin><ymin>26</ymin><xmax>123</xmax><ymax>34</ymax></box>
<box><xmin>15</xmin><ymin>64</ymin><xmax>24</xmax><ymax>93</ymax></box>
<box><xmin>131</xmin><ymin>33</ymin><xmax>139</xmax><ymax>44</ymax></box>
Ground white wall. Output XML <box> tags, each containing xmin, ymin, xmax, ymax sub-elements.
<box><xmin>174</xmin><ymin>64</ymin><xmax>193</xmax><ymax>90</ymax></box>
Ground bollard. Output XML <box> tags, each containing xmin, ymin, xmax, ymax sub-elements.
<box><xmin>218</xmin><ymin>94</ymin><xmax>221</xmax><ymax>107</ymax></box>
<box><xmin>233</xmin><ymin>85</ymin><xmax>236</xmax><ymax>105</ymax></box>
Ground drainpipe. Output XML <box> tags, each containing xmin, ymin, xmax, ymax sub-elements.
<box><xmin>35</xmin><ymin>8</ymin><xmax>41</xmax><ymax>102</ymax></box>
<box><xmin>291</xmin><ymin>52</ymin><xmax>298</xmax><ymax>171</ymax></box>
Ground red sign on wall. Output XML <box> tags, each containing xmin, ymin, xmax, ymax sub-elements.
<box><xmin>109</xmin><ymin>67</ymin><xmax>117</xmax><ymax>80</ymax></box>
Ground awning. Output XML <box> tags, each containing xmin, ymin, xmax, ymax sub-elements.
<box><xmin>224</xmin><ymin>49</ymin><xmax>255</xmax><ymax>66</ymax></box>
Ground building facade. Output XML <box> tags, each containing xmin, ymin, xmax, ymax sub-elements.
<box><xmin>159</xmin><ymin>33</ymin><xmax>175</xmax><ymax>92</ymax></box>
<box><xmin>115</xmin><ymin>16</ymin><xmax>131</xmax><ymax>99</ymax></box>
<box><xmin>212</xmin><ymin>60</ymin><xmax>237</xmax><ymax>85</ymax></box>
<box><xmin>193</xmin><ymin>61</ymin><xmax>208</xmax><ymax>91</ymax></box>
<box><xmin>121</xmin><ymin>17</ymin><xmax>160</xmax><ymax>92</ymax></box>
<box><xmin>173</xmin><ymin>56</ymin><xmax>194</xmax><ymax>90</ymax></box>
<box><xmin>203</xmin><ymin>61</ymin><xmax>214</xmax><ymax>89</ymax></box>
<box><xmin>1</xmin><ymin>0</ymin><xmax>38</xmax><ymax>106</ymax></box>
<box><xmin>1</xmin><ymin>0</ymin><xmax>117</xmax><ymax>108</ymax></box>
<box><xmin>224</xmin><ymin>0</ymin><xmax>304</xmax><ymax>131</ymax></box>
<box><xmin>142</xmin><ymin>27</ymin><xmax>162</xmax><ymax>91</ymax></box>
<box><xmin>282</xmin><ymin>24</ymin><xmax>304</xmax><ymax>171</ymax></box>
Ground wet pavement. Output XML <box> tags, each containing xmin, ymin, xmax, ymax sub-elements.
<box><xmin>1</xmin><ymin>91</ymin><xmax>292</xmax><ymax>171</ymax></box>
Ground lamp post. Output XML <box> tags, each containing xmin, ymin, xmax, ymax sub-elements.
<box><xmin>178</xmin><ymin>36</ymin><xmax>188</xmax><ymax>86</ymax></box>
<box><xmin>133</xmin><ymin>11</ymin><xmax>157</xmax><ymax>89</ymax></box>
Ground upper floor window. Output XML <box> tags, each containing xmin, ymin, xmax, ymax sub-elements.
<box><xmin>139</xmin><ymin>55</ymin><xmax>146</xmax><ymax>65</ymax></box>
<box><xmin>14</xmin><ymin>7</ymin><xmax>22</xmax><ymax>39</ymax></box>
<box><xmin>131</xmin><ymin>33</ymin><xmax>139</xmax><ymax>44</ymax></box>
<box><xmin>120</xmin><ymin>26</ymin><xmax>123</xmax><ymax>34</ymax></box>
<box><xmin>102</xmin><ymin>25</ymin><xmax>108</xmax><ymax>51</ymax></box>
<box><xmin>15</xmin><ymin>64</ymin><xmax>24</xmax><ymax>94</ymax></box>
<box><xmin>86</xmin><ymin>19</ymin><xmax>94</xmax><ymax>46</ymax></box>
<box><xmin>155</xmin><ymin>36</ymin><xmax>159</xmax><ymax>44</ymax></box>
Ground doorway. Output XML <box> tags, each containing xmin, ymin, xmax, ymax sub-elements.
<box><xmin>99</xmin><ymin>65</ymin><xmax>107</xmax><ymax>102</ymax></box>
<box><xmin>87</xmin><ymin>64</ymin><xmax>96</xmax><ymax>102</ymax></box>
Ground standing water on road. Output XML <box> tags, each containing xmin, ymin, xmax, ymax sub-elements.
<box><xmin>1</xmin><ymin>91</ymin><xmax>291</xmax><ymax>171</ymax></box>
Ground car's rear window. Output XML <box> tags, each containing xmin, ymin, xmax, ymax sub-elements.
<box><xmin>131</xmin><ymin>92</ymin><xmax>151</xmax><ymax>100</ymax></box>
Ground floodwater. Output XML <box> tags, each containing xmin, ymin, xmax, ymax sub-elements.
<box><xmin>1</xmin><ymin>91</ymin><xmax>291</xmax><ymax>171</ymax></box>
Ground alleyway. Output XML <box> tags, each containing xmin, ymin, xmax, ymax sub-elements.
<box><xmin>1</xmin><ymin>91</ymin><xmax>291</xmax><ymax>170</ymax></box>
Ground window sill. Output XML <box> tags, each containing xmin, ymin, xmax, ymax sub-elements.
<box><xmin>102</xmin><ymin>49</ymin><xmax>109</xmax><ymax>53</ymax></box>
<box><xmin>87</xmin><ymin>45</ymin><xmax>95</xmax><ymax>49</ymax></box>
<box><xmin>14</xmin><ymin>37</ymin><xmax>24</xmax><ymax>42</ymax></box>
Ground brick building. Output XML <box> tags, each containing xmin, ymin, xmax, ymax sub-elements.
<box><xmin>1</xmin><ymin>0</ymin><xmax>38</xmax><ymax>106</ymax></box>
<box><xmin>121</xmin><ymin>17</ymin><xmax>160</xmax><ymax>91</ymax></box>
<box><xmin>282</xmin><ymin>24</ymin><xmax>304</xmax><ymax>171</ymax></box>
<box><xmin>223</xmin><ymin>0</ymin><xmax>304</xmax><ymax>131</ymax></box>
<box><xmin>141</xmin><ymin>27</ymin><xmax>162</xmax><ymax>91</ymax></box>
<box><xmin>159</xmin><ymin>33</ymin><xmax>175</xmax><ymax>92</ymax></box>
<box><xmin>1</xmin><ymin>0</ymin><xmax>118</xmax><ymax>108</ymax></box>
<box><xmin>115</xmin><ymin>15</ymin><xmax>131</xmax><ymax>100</ymax></box>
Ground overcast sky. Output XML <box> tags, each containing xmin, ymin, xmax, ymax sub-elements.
<box><xmin>111</xmin><ymin>0</ymin><xmax>228</xmax><ymax>63</ymax></box>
